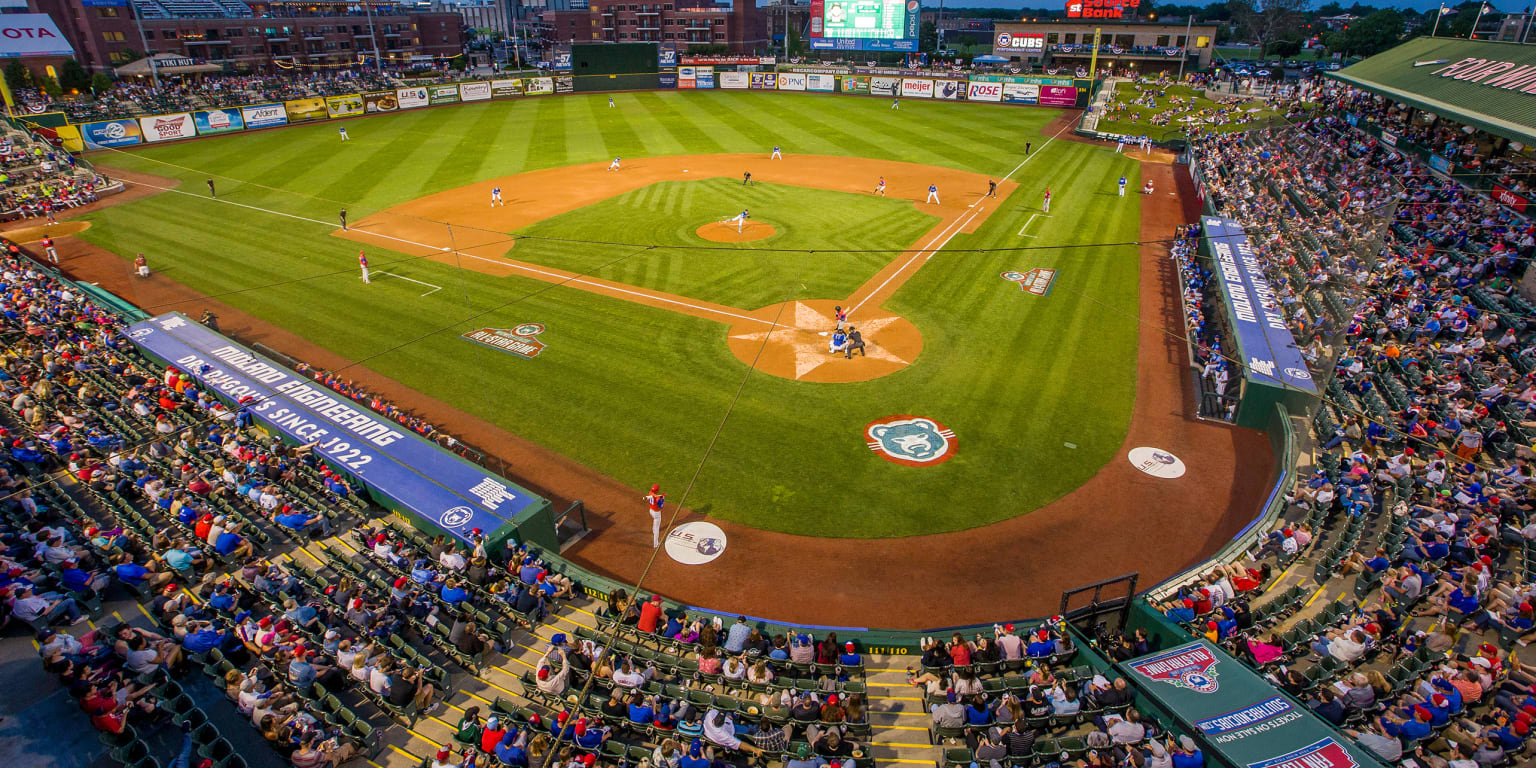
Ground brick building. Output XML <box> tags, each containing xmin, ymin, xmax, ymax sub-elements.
<box><xmin>539</xmin><ymin>0</ymin><xmax>762</xmax><ymax>52</ymax></box>
<box><xmin>31</xmin><ymin>0</ymin><xmax>466</xmax><ymax>73</ymax></box>
<box><xmin>992</xmin><ymin>20</ymin><xmax>1217</xmax><ymax>73</ymax></box>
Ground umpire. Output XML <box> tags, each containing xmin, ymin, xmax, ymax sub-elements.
<box><xmin>844</xmin><ymin>326</ymin><xmax>866</xmax><ymax>358</ymax></box>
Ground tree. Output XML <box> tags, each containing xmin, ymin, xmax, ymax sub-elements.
<box><xmin>449</xmin><ymin>55</ymin><xmax>467</xmax><ymax>72</ymax></box>
<box><xmin>1228</xmin><ymin>0</ymin><xmax>1311</xmax><ymax>55</ymax></box>
<box><xmin>59</xmin><ymin>59</ymin><xmax>90</xmax><ymax>94</ymax></box>
<box><xmin>90</xmin><ymin>72</ymin><xmax>113</xmax><ymax>96</ymax></box>
<box><xmin>787</xmin><ymin>22</ymin><xmax>803</xmax><ymax>56</ymax></box>
<box><xmin>36</xmin><ymin>75</ymin><xmax>61</xmax><ymax>98</ymax></box>
<box><xmin>1324</xmin><ymin>9</ymin><xmax>1403</xmax><ymax>57</ymax></box>
<box><xmin>3</xmin><ymin>60</ymin><xmax>30</xmax><ymax>93</ymax></box>
<box><xmin>919</xmin><ymin>20</ymin><xmax>938</xmax><ymax>53</ymax></box>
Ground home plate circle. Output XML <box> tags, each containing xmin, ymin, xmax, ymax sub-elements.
<box><xmin>665</xmin><ymin>521</ymin><xmax>727</xmax><ymax>565</ymax></box>
<box><xmin>1128</xmin><ymin>447</ymin><xmax>1186</xmax><ymax>479</ymax></box>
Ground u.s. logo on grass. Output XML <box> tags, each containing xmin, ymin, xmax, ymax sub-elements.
<box><xmin>866</xmin><ymin>415</ymin><xmax>957</xmax><ymax>467</ymax></box>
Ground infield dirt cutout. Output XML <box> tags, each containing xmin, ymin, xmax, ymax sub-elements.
<box><xmin>336</xmin><ymin>154</ymin><xmax>1012</xmax><ymax>382</ymax></box>
<box><xmin>695</xmin><ymin>220</ymin><xmax>775</xmax><ymax>243</ymax></box>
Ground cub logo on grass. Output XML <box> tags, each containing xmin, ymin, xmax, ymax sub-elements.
<box><xmin>440</xmin><ymin>505</ymin><xmax>474</xmax><ymax>528</ymax></box>
<box><xmin>1001</xmin><ymin>269</ymin><xmax>1057</xmax><ymax>296</ymax></box>
<box><xmin>1248</xmin><ymin>739</ymin><xmax>1357</xmax><ymax>768</ymax></box>
<box><xmin>1131</xmin><ymin>643</ymin><xmax>1221</xmax><ymax>693</ymax></box>
<box><xmin>462</xmin><ymin>323</ymin><xmax>547</xmax><ymax>359</ymax></box>
<box><xmin>866</xmin><ymin>415</ymin><xmax>957</xmax><ymax>467</ymax></box>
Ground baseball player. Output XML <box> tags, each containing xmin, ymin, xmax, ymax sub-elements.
<box><xmin>873</xmin><ymin>176</ymin><xmax>886</xmax><ymax>196</ymax></box>
<box><xmin>41</xmin><ymin>235</ymin><xmax>56</xmax><ymax>264</ymax></box>
<box><xmin>339</xmin><ymin>208</ymin><xmax>348</xmax><ymax>231</ymax></box>
<box><xmin>1025</xmin><ymin>141</ymin><xmax>1032</xmax><ymax>156</ymax></box>
<box><xmin>358</xmin><ymin>250</ymin><xmax>371</xmax><ymax>284</ymax></box>
<box><xmin>607</xmin><ymin>156</ymin><xmax>622</xmax><ymax>172</ymax></box>
<box><xmin>1118</xmin><ymin>175</ymin><xmax>1127</xmax><ymax>197</ymax></box>
<box><xmin>134</xmin><ymin>253</ymin><xmax>149</xmax><ymax>278</ymax></box>
<box><xmin>1115</xmin><ymin>137</ymin><xmax>1125</xmax><ymax>153</ymax></box>
<box><xmin>206</xmin><ymin>178</ymin><xmax>216</xmax><ymax>198</ymax></box>
<box><xmin>491</xmin><ymin>186</ymin><xmax>504</xmax><ymax>206</ymax></box>
<box><xmin>608</xmin><ymin>97</ymin><xmax>616</xmax><ymax>109</ymax></box>
<box><xmin>987</xmin><ymin>180</ymin><xmax>997</xmax><ymax>198</ymax></box>
<box><xmin>743</xmin><ymin>171</ymin><xmax>752</xmax><ymax>186</ymax></box>
<box><xmin>724</xmin><ymin>209</ymin><xmax>749</xmax><ymax>233</ymax></box>
<box><xmin>1143</xmin><ymin>179</ymin><xmax>1155</xmax><ymax>195</ymax></box>
<box><xmin>891</xmin><ymin>98</ymin><xmax>899</xmax><ymax>110</ymax></box>
<box><xmin>834</xmin><ymin>305</ymin><xmax>848</xmax><ymax>330</ymax></box>
<box><xmin>1042</xmin><ymin>187</ymin><xmax>1051</xmax><ymax>213</ymax></box>
<box><xmin>926</xmin><ymin>184</ymin><xmax>940</xmax><ymax>204</ymax></box>
<box><xmin>42</xmin><ymin>201</ymin><xmax>54</xmax><ymax>225</ymax></box>
<box><xmin>643</xmin><ymin>484</ymin><xmax>665</xmax><ymax>548</ymax></box>
<box><xmin>771</xmin><ymin>145</ymin><xmax>782</xmax><ymax>159</ymax></box>
<box><xmin>338</xmin><ymin>125</ymin><xmax>350</xmax><ymax>141</ymax></box>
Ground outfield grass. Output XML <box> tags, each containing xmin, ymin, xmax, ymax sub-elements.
<box><xmin>80</xmin><ymin>91</ymin><xmax>1143</xmax><ymax>538</ymax></box>
<box><xmin>1094</xmin><ymin>83</ymin><xmax>1282</xmax><ymax>141</ymax></box>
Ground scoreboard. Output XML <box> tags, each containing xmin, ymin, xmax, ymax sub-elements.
<box><xmin>808</xmin><ymin>0</ymin><xmax>919</xmax><ymax>52</ymax></box>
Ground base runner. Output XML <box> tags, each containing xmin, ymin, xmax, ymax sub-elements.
<box><xmin>643</xmin><ymin>484</ymin><xmax>665</xmax><ymax>548</ymax></box>
<box><xmin>41</xmin><ymin>235</ymin><xmax>56</xmax><ymax>264</ymax></box>
<box><xmin>134</xmin><ymin>253</ymin><xmax>149</xmax><ymax>278</ymax></box>
<box><xmin>359</xmin><ymin>250</ymin><xmax>371</xmax><ymax>284</ymax></box>
<box><xmin>1043</xmin><ymin>186</ymin><xmax>1051</xmax><ymax>213</ymax></box>
<box><xmin>607</xmin><ymin>156</ymin><xmax>622</xmax><ymax>172</ymax></box>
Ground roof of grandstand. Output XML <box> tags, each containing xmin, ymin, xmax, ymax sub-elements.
<box><xmin>1329</xmin><ymin>37</ymin><xmax>1536</xmax><ymax>146</ymax></box>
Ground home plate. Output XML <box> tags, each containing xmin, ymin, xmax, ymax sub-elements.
<box><xmin>818</xmin><ymin>331</ymin><xmax>828</xmax><ymax>336</ymax></box>
<box><xmin>683</xmin><ymin>170</ymin><xmax>689</xmax><ymax>173</ymax></box>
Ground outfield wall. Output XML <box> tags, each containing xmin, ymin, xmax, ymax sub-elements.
<box><xmin>53</xmin><ymin>71</ymin><xmax>1093</xmax><ymax>153</ymax></box>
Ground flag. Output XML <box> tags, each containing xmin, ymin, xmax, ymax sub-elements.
<box><xmin>1438</xmin><ymin>4</ymin><xmax>1450</xmax><ymax>15</ymax></box>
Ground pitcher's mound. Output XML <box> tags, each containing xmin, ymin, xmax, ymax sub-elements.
<box><xmin>697</xmin><ymin>220</ymin><xmax>775</xmax><ymax>243</ymax></box>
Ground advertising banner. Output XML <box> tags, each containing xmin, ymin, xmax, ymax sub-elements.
<box><xmin>555</xmin><ymin>76</ymin><xmax>574</xmax><ymax>94</ymax></box>
<box><xmin>658</xmin><ymin>72</ymin><xmax>677</xmax><ymax>89</ymax></box>
<box><xmin>1202</xmin><ymin>217</ymin><xmax>1317</xmax><ymax>395</ymax></box>
<box><xmin>284</xmin><ymin>97</ymin><xmax>328</xmax><ymax>123</ymax></box>
<box><xmin>1379</xmin><ymin>129</ymin><xmax>1397</xmax><ymax>147</ymax></box>
<box><xmin>777</xmin><ymin>72</ymin><xmax>808</xmax><ymax>91</ymax></box>
<box><xmin>241</xmin><ymin>103</ymin><xmax>287</xmax><ymax>129</ymax></box>
<box><xmin>428</xmin><ymin>85</ymin><xmax>460</xmax><ymax>105</ymax></box>
<box><xmin>1003</xmin><ymin>82</ymin><xmax>1040</xmax><ymax>103</ymax></box>
<box><xmin>396</xmin><ymin>87</ymin><xmax>430</xmax><ymax>109</ymax></box>
<box><xmin>994</xmin><ymin>31</ymin><xmax>1045</xmax><ymax>54</ymax></box>
<box><xmin>553</xmin><ymin>46</ymin><xmax>572</xmax><ymax>70</ymax></box>
<box><xmin>970</xmin><ymin>73</ymin><xmax>1074</xmax><ymax>87</ymax></box>
<box><xmin>0</xmin><ymin>14</ymin><xmax>74</xmax><ymax>57</ymax></box>
<box><xmin>459</xmin><ymin>81</ymin><xmax>492</xmax><ymax>101</ymax></box>
<box><xmin>749</xmin><ymin>72</ymin><xmax>777</xmax><ymax>89</ymax></box>
<box><xmin>658</xmin><ymin>44</ymin><xmax>677</xmax><ymax>68</ymax></box>
<box><xmin>871</xmin><ymin>76</ymin><xmax>900</xmax><ymax>95</ymax></box>
<box><xmin>324</xmin><ymin>94</ymin><xmax>364</xmax><ymax>118</ymax></box>
<box><xmin>720</xmin><ymin>71</ymin><xmax>749</xmax><ymax>89</ymax></box>
<box><xmin>525</xmin><ymin>78</ymin><xmax>554</xmax><ymax>95</ymax></box>
<box><xmin>681</xmin><ymin>55</ymin><xmax>774</xmax><ymax>65</ymax></box>
<box><xmin>1493</xmin><ymin>183</ymin><xmax>1529</xmax><ymax>214</ymax></box>
<box><xmin>81</xmin><ymin>119</ymin><xmax>141</xmax><ymax>149</ymax></box>
<box><xmin>934</xmin><ymin>79</ymin><xmax>964</xmax><ymax>99</ymax></box>
<box><xmin>807</xmin><ymin>73</ymin><xmax>836</xmax><ymax>92</ymax></box>
<box><xmin>124</xmin><ymin>313</ymin><xmax>544</xmax><ymax>546</ymax></box>
<box><xmin>1039</xmin><ymin>85</ymin><xmax>1078</xmax><ymax>106</ymax></box>
<box><xmin>694</xmin><ymin>70</ymin><xmax>714</xmax><ymax>89</ymax></box>
<box><xmin>491</xmin><ymin>79</ymin><xmax>522</xmax><ymax>98</ymax></box>
<box><xmin>362</xmin><ymin>91</ymin><xmax>400</xmax><ymax>113</ymax></box>
<box><xmin>678</xmin><ymin>65</ymin><xmax>696</xmax><ymax>89</ymax></box>
<box><xmin>967</xmin><ymin>80</ymin><xmax>1003</xmax><ymax>102</ymax></box>
<box><xmin>140</xmin><ymin>112</ymin><xmax>195</xmax><ymax>142</ymax></box>
<box><xmin>1428</xmin><ymin>154</ymin><xmax>1451</xmax><ymax>174</ymax></box>
<box><xmin>901</xmin><ymin>78</ymin><xmax>933</xmax><ymax>97</ymax></box>
<box><xmin>841</xmin><ymin>75</ymin><xmax>870</xmax><ymax>93</ymax></box>
<box><xmin>192</xmin><ymin>108</ymin><xmax>244</xmax><ymax>135</ymax></box>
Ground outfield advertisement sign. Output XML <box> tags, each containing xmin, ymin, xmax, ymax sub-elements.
<box><xmin>81</xmin><ymin>119</ymin><xmax>142</xmax><ymax>149</ymax></box>
<box><xmin>490</xmin><ymin>79</ymin><xmax>522</xmax><ymax>98</ymax></box>
<box><xmin>1040</xmin><ymin>85</ymin><xmax>1078</xmax><ymax>106</ymax></box>
<box><xmin>778</xmin><ymin>72</ymin><xmax>808</xmax><ymax>91</ymax></box>
<box><xmin>841</xmin><ymin>75</ymin><xmax>870</xmax><ymax>93</ymax></box>
<box><xmin>396</xmin><ymin>87</ymin><xmax>430</xmax><ymax>109</ymax></box>
<box><xmin>720</xmin><ymin>71</ymin><xmax>749</xmax><ymax>89</ymax></box>
<box><xmin>241</xmin><ymin>103</ymin><xmax>287</xmax><ymax>128</ymax></box>
<box><xmin>678</xmin><ymin>66</ymin><xmax>697</xmax><ymax>89</ymax></box>
<box><xmin>750</xmin><ymin>72</ymin><xmax>777</xmax><ymax>89</ymax></box>
<box><xmin>525</xmin><ymin>78</ymin><xmax>554</xmax><ymax>95</ymax></box>
<box><xmin>934</xmin><ymin>79</ymin><xmax>964</xmax><ymax>99</ymax></box>
<box><xmin>658</xmin><ymin>73</ymin><xmax>677</xmax><ymax>89</ymax></box>
<box><xmin>1003</xmin><ymin>83</ymin><xmax>1040</xmax><ymax>103</ymax></box>
<box><xmin>807</xmin><ymin>73</ymin><xmax>837</xmax><ymax>92</ymax></box>
<box><xmin>901</xmin><ymin>78</ymin><xmax>933</xmax><ymax>97</ymax></box>
<box><xmin>429</xmin><ymin>85</ymin><xmax>460</xmax><ymax>105</ymax></box>
<box><xmin>284</xmin><ymin>97</ymin><xmax>328</xmax><ymax>123</ymax></box>
<box><xmin>1202</xmin><ymin>217</ymin><xmax>1317</xmax><ymax>395</ymax></box>
<box><xmin>871</xmin><ymin>76</ymin><xmax>900</xmax><ymax>95</ymax></box>
<box><xmin>658</xmin><ymin>43</ymin><xmax>677</xmax><ymax>67</ymax></box>
<box><xmin>694</xmin><ymin>70</ymin><xmax>714</xmax><ymax>89</ymax></box>
<box><xmin>1123</xmin><ymin>642</ymin><xmax>1375</xmax><ymax>768</ymax></box>
<box><xmin>967</xmin><ymin>80</ymin><xmax>1004</xmax><ymax>101</ymax></box>
<box><xmin>324</xmin><ymin>94</ymin><xmax>364</xmax><ymax>118</ymax></box>
<box><xmin>192</xmin><ymin>108</ymin><xmax>244</xmax><ymax>135</ymax></box>
<box><xmin>459</xmin><ymin>81</ymin><xmax>492</xmax><ymax>102</ymax></box>
<box><xmin>124</xmin><ymin>313</ymin><xmax>545</xmax><ymax>545</ymax></box>
<box><xmin>362</xmin><ymin>91</ymin><xmax>400</xmax><ymax>113</ymax></box>
<box><xmin>140</xmin><ymin>113</ymin><xmax>195</xmax><ymax>142</ymax></box>
<box><xmin>555</xmin><ymin>76</ymin><xmax>574</xmax><ymax>94</ymax></box>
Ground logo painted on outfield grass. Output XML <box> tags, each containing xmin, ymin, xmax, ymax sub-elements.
<box><xmin>666</xmin><ymin>521</ymin><xmax>727</xmax><ymax>565</ymax></box>
<box><xmin>866</xmin><ymin>415</ymin><xmax>956</xmax><ymax>466</ymax></box>
<box><xmin>1130</xmin><ymin>642</ymin><xmax>1221</xmax><ymax>693</ymax></box>
<box><xmin>1001</xmin><ymin>268</ymin><xmax>1057</xmax><ymax>296</ymax></box>
<box><xmin>461</xmin><ymin>323</ymin><xmax>547</xmax><ymax>359</ymax></box>
<box><xmin>1128</xmin><ymin>446</ymin><xmax>1186</xmax><ymax>478</ymax></box>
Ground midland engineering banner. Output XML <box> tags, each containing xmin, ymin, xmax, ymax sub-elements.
<box><xmin>720</xmin><ymin>71</ymin><xmax>749</xmax><ymax>89</ymax></box>
<box><xmin>490</xmin><ymin>79</ymin><xmax>522</xmax><ymax>98</ymax></box>
<box><xmin>1203</xmin><ymin>216</ymin><xmax>1318</xmax><ymax>395</ymax></box>
<box><xmin>428</xmin><ymin>85</ymin><xmax>460</xmax><ymax>105</ymax></box>
<box><xmin>1123</xmin><ymin>641</ymin><xmax>1380</xmax><ymax>768</ymax></box>
<box><xmin>807</xmin><ymin>73</ymin><xmax>836</xmax><ymax>92</ymax></box>
<box><xmin>124</xmin><ymin>313</ymin><xmax>545</xmax><ymax>545</ymax></box>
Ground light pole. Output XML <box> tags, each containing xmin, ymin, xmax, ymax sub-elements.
<box><xmin>363</xmin><ymin>0</ymin><xmax>383</xmax><ymax>70</ymax></box>
<box><xmin>1431</xmin><ymin>3</ymin><xmax>1447</xmax><ymax>37</ymax></box>
<box><xmin>1177</xmin><ymin>13</ymin><xmax>1193</xmax><ymax>81</ymax></box>
<box><xmin>935</xmin><ymin>0</ymin><xmax>944</xmax><ymax>55</ymax></box>
<box><xmin>129</xmin><ymin>0</ymin><xmax>160</xmax><ymax>89</ymax></box>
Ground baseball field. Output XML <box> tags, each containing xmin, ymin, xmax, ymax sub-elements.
<box><xmin>72</xmin><ymin>90</ymin><xmax>1147</xmax><ymax>539</ymax></box>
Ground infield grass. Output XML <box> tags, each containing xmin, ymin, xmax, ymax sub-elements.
<box><xmin>79</xmin><ymin>91</ymin><xmax>1144</xmax><ymax>538</ymax></box>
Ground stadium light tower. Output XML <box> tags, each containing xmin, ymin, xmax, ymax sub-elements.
<box><xmin>364</xmin><ymin>0</ymin><xmax>384</xmax><ymax>70</ymax></box>
<box><xmin>129</xmin><ymin>0</ymin><xmax>160</xmax><ymax>89</ymax></box>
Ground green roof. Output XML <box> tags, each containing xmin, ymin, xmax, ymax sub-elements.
<box><xmin>1329</xmin><ymin>36</ymin><xmax>1536</xmax><ymax>146</ymax></box>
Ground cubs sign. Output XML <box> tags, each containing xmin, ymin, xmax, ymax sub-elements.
<box><xmin>866</xmin><ymin>415</ymin><xmax>957</xmax><ymax>467</ymax></box>
<box><xmin>1131</xmin><ymin>642</ymin><xmax>1221</xmax><ymax>693</ymax></box>
<box><xmin>461</xmin><ymin>323</ymin><xmax>547</xmax><ymax>359</ymax></box>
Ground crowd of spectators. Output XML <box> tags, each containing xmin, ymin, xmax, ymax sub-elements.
<box><xmin>36</xmin><ymin>69</ymin><xmax>397</xmax><ymax>123</ymax></box>
<box><xmin>0</xmin><ymin>129</ymin><xmax>111</xmax><ymax>221</ymax></box>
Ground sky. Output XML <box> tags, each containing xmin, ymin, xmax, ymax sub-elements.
<box><xmin>917</xmin><ymin>0</ymin><xmax>1522</xmax><ymax>14</ymax></box>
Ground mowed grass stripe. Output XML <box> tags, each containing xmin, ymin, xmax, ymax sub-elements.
<box><xmin>529</xmin><ymin>96</ymin><xmax>571</xmax><ymax>169</ymax></box>
<box><xmin>653</xmin><ymin>92</ymin><xmax>760</xmax><ymax>150</ymax></box>
<box><xmin>421</xmin><ymin>103</ymin><xmax>529</xmax><ymax>192</ymax></box>
<box><xmin>629</xmin><ymin>92</ymin><xmax>726</xmax><ymax>154</ymax></box>
<box><xmin>560</xmin><ymin>95</ymin><xmax>612</xmax><ymax>166</ymax></box>
<box><xmin>586</xmin><ymin>95</ymin><xmax>650</xmax><ymax>158</ymax></box>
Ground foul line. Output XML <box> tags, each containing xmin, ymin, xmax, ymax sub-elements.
<box><xmin>1017</xmin><ymin>213</ymin><xmax>1051</xmax><ymax>238</ymax></box>
<box><xmin>374</xmin><ymin>270</ymin><xmax>443</xmax><ymax>296</ymax></box>
<box><xmin>849</xmin><ymin>120</ymin><xmax>1072</xmax><ymax>317</ymax></box>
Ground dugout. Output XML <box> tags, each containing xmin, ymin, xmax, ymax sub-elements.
<box><xmin>572</xmin><ymin>43</ymin><xmax>659</xmax><ymax>92</ymax></box>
